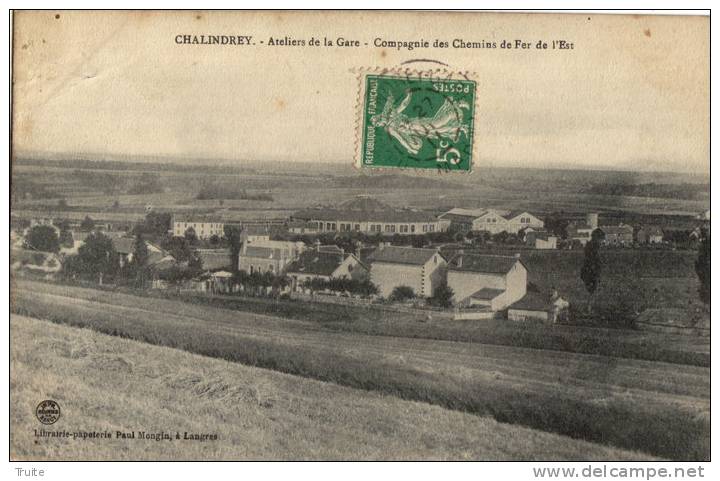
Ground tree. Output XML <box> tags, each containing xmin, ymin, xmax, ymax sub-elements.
<box><xmin>80</xmin><ymin>215</ymin><xmax>95</xmax><ymax>232</ymax></box>
<box><xmin>128</xmin><ymin>233</ymin><xmax>150</xmax><ymax>288</ymax></box>
<box><xmin>184</xmin><ymin>227</ymin><xmax>198</xmax><ymax>245</ymax></box>
<box><xmin>695</xmin><ymin>228</ymin><xmax>710</xmax><ymax>306</ymax></box>
<box><xmin>427</xmin><ymin>282</ymin><xmax>454</xmax><ymax>308</ymax></box>
<box><xmin>389</xmin><ymin>285</ymin><xmax>416</xmax><ymax>302</ymax></box>
<box><xmin>161</xmin><ymin>236</ymin><xmax>192</xmax><ymax>263</ymax></box>
<box><xmin>58</xmin><ymin>227</ymin><xmax>74</xmax><ymax>248</ymax></box>
<box><xmin>187</xmin><ymin>248</ymin><xmax>203</xmax><ymax>275</ymax></box>
<box><xmin>134</xmin><ymin>211</ymin><xmax>172</xmax><ymax>237</ymax></box>
<box><xmin>224</xmin><ymin>225</ymin><xmax>243</xmax><ymax>273</ymax></box>
<box><xmin>545</xmin><ymin>212</ymin><xmax>570</xmax><ymax>239</ymax></box>
<box><xmin>580</xmin><ymin>237</ymin><xmax>602</xmax><ymax>312</ymax></box>
<box><xmin>68</xmin><ymin>232</ymin><xmax>118</xmax><ymax>284</ymax></box>
<box><xmin>131</xmin><ymin>233</ymin><xmax>149</xmax><ymax>268</ymax></box>
<box><xmin>24</xmin><ymin>225</ymin><xmax>60</xmax><ymax>253</ymax></box>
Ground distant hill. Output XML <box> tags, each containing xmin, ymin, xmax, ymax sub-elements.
<box><xmin>332</xmin><ymin>173</ymin><xmax>466</xmax><ymax>190</ymax></box>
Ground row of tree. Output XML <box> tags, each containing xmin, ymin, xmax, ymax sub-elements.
<box><xmin>301</xmin><ymin>277</ymin><xmax>379</xmax><ymax>297</ymax></box>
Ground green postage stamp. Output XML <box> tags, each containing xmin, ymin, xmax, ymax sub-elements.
<box><xmin>357</xmin><ymin>72</ymin><xmax>476</xmax><ymax>172</ymax></box>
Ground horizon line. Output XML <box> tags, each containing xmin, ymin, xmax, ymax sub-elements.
<box><xmin>11</xmin><ymin>149</ymin><xmax>710</xmax><ymax>177</ymax></box>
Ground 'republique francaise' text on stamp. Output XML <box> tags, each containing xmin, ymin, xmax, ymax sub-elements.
<box><xmin>358</xmin><ymin>73</ymin><xmax>476</xmax><ymax>172</ymax></box>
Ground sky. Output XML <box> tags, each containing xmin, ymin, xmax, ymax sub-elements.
<box><xmin>12</xmin><ymin>11</ymin><xmax>710</xmax><ymax>173</ymax></box>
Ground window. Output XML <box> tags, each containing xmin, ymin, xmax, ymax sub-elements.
<box><xmin>411</xmin><ymin>225</ymin><xmax>415</xmax><ymax>233</ymax></box>
<box><xmin>400</xmin><ymin>225</ymin><xmax>408</xmax><ymax>233</ymax></box>
<box><xmin>429</xmin><ymin>225</ymin><xmax>435</xmax><ymax>232</ymax></box>
<box><xmin>385</xmin><ymin>225</ymin><xmax>396</xmax><ymax>233</ymax></box>
<box><xmin>326</xmin><ymin>222</ymin><xmax>332</xmax><ymax>231</ymax></box>
<box><xmin>354</xmin><ymin>224</ymin><xmax>360</xmax><ymax>231</ymax></box>
<box><xmin>422</xmin><ymin>225</ymin><xmax>428</xmax><ymax>233</ymax></box>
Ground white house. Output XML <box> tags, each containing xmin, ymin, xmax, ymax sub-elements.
<box><xmin>446</xmin><ymin>252</ymin><xmax>527</xmax><ymax>311</ymax></box>
<box><xmin>439</xmin><ymin>208</ymin><xmax>544</xmax><ymax>235</ymax></box>
<box><xmin>172</xmin><ymin>215</ymin><xmax>224</xmax><ymax>239</ymax></box>
<box><xmin>505</xmin><ymin>211</ymin><xmax>545</xmax><ymax>234</ymax></box>
<box><xmin>367</xmin><ymin>245</ymin><xmax>447</xmax><ymax>298</ymax></box>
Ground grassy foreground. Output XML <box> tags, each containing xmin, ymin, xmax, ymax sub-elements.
<box><xmin>11</xmin><ymin>283</ymin><xmax>710</xmax><ymax>460</ymax></box>
<box><xmin>23</xmin><ymin>279</ymin><xmax>712</xmax><ymax>366</ymax></box>
<box><xmin>10</xmin><ymin>315</ymin><xmax>650</xmax><ymax>461</ymax></box>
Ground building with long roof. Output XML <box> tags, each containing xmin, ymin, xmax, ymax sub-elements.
<box><xmin>291</xmin><ymin>196</ymin><xmax>447</xmax><ymax>236</ymax></box>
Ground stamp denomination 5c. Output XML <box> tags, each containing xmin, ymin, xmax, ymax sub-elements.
<box><xmin>357</xmin><ymin>71</ymin><xmax>476</xmax><ymax>172</ymax></box>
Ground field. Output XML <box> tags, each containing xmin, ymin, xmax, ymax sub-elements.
<box><xmin>11</xmin><ymin>280</ymin><xmax>710</xmax><ymax>460</ymax></box>
<box><xmin>14</xmin><ymin>315</ymin><xmax>654</xmax><ymax>461</ymax></box>
<box><xmin>11</xmin><ymin>159</ymin><xmax>710</xmax><ymax>225</ymax></box>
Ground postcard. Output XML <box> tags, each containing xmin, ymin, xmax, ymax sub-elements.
<box><xmin>10</xmin><ymin>10</ymin><xmax>709</xmax><ymax>462</ymax></box>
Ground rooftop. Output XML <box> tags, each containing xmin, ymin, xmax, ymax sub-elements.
<box><xmin>599</xmin><ymin>225</ymin><xmax>634</xmax><ymax>235</ymax></box>
<box><xmin>172</xmin><ymin>214</ymin><xmax>225</xmax><ymax>223</ymax></box>
<box><xmin>241</xmin><ymin>246</ymin><xmax>285</xmax><ymax>259</ymax></box>
<box><xmin>509</xmin><ymin>292</ymin><xmax>553</xmax><ymax>311</ymax></box>
<box><xmin>294</xmin><ymin>196</ymin><xmax>438</xmax><ymax>224</ymax></box>
<box><xmin>470</xmin><ymin>287</ymin><xmax>505</xmax><ymax>300</ymax></box>
<box><xmin>638</xmin><ymin>226</ymin><xmax>664</xmax><ymax>236</ymax></box>
<box><xmin>242</xmin><ymin>224</ymin><xmax>273</xmax><ymax>236</ymax></box>
<box><xmin>111</xmin><ymin>237</ymin><xmax>136</xmax><ymax>255</ymax></box>
<box><xmin>448</xmin><ymin>253</ymin><xmax>523</xmax><ymax>274</ymax></box>
<box><xmin>197</xmin><ymin>249</ymin><xmax>232</xmax><ymax>271</ymax></box>
<box><xmin>367</xmin><ymin>245</ymin><xmax>441</xmax><ymax>266</ymax></box>
<box><xmin>285</xmin><ymin>251</ymin><xmax>346</xmax><ymax>276</ymax></box>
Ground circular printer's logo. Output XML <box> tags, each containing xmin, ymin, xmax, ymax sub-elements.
<box><xmin>36</xmin><ymin>400</ymin><xmax>61</xmax><ymax>425</ymax></box>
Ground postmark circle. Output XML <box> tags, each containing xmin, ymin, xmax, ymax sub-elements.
<box><xmin>36</xmin><ymin>400</ymin><xmax>61</xmax><ymax>425</ymax></box>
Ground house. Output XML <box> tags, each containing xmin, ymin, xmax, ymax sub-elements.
<box><xmin>197</xmin><ymin>249</ymin><xmax>233</xmax><ymax>272</ymax></box>
<box><xmin>438</xmin><ymin>208</ymin><xmax>486</xmax><ymax>232</ymax></box>
<box><xmin>508</xmin><ymin>290</ymin><xmax>570</xmax><ymax>323</ymax></box>
<box><xmin>439</xmin><ymin>207</ymin><xmax>544</xmax><ymax>235</ymax></box>
<box><xmin>240</xmin><ymin>224</ymin><xmax>273</xmax><ymax>244</ymax></box>
<box><xmin>468</xmin><ymin>209</ymin><xmax>510</xmax><ymax>234</ymax></box>
<box><xmin>111</xmin><ymin>237</ymin><xmax>168</xmax><ymax>267</ymax></box>
<box><xmin>292</xmin><ymin>196</ymin><xmax>446</xmax><ymax>236</ymax></box>
<box><xmin>446</xmin><ymin>252</ymin><xmax>527</xmax><ymax>311</ymax></box>
<box><xmin>635</xmin><ymin>226</ymin><xmax>664</xmax><ymax>244</ymax></box>
<box><xmin>505</xmin><ymin>211</ymin><xmax>545</xmax><ymax>234</ymax></box>
<box><xmin>567</xmin><ymin>213</ymin><xmax>599</xmax><ymax>246</ymax></box>
<box><xmin>597</xmin><ymin>224</ymin><xmax>634</xmax><ymax>246</ymax></box>
<box><xmin>367</xmin><ymin>245</ymin><xmax>446</xmax><ymax>298</ymax></box>
<box><xmin>172</xmin><ymin>215</ymin><xmax>224</xmax><ymax>239</ymax></box>
<box><xmin>237</xmin><ymin>240</ymin><xmax>305</xmax><ymax>275</ymax></box>
<box><xmin>525</xmin><ymin>230</ymin><xmax>557</xmax><ymax>249</ymax></box>
<box><xmin>285</xmin><ymin>248</ymin><xmax>369</xmax><ymax>292</ymax></box>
